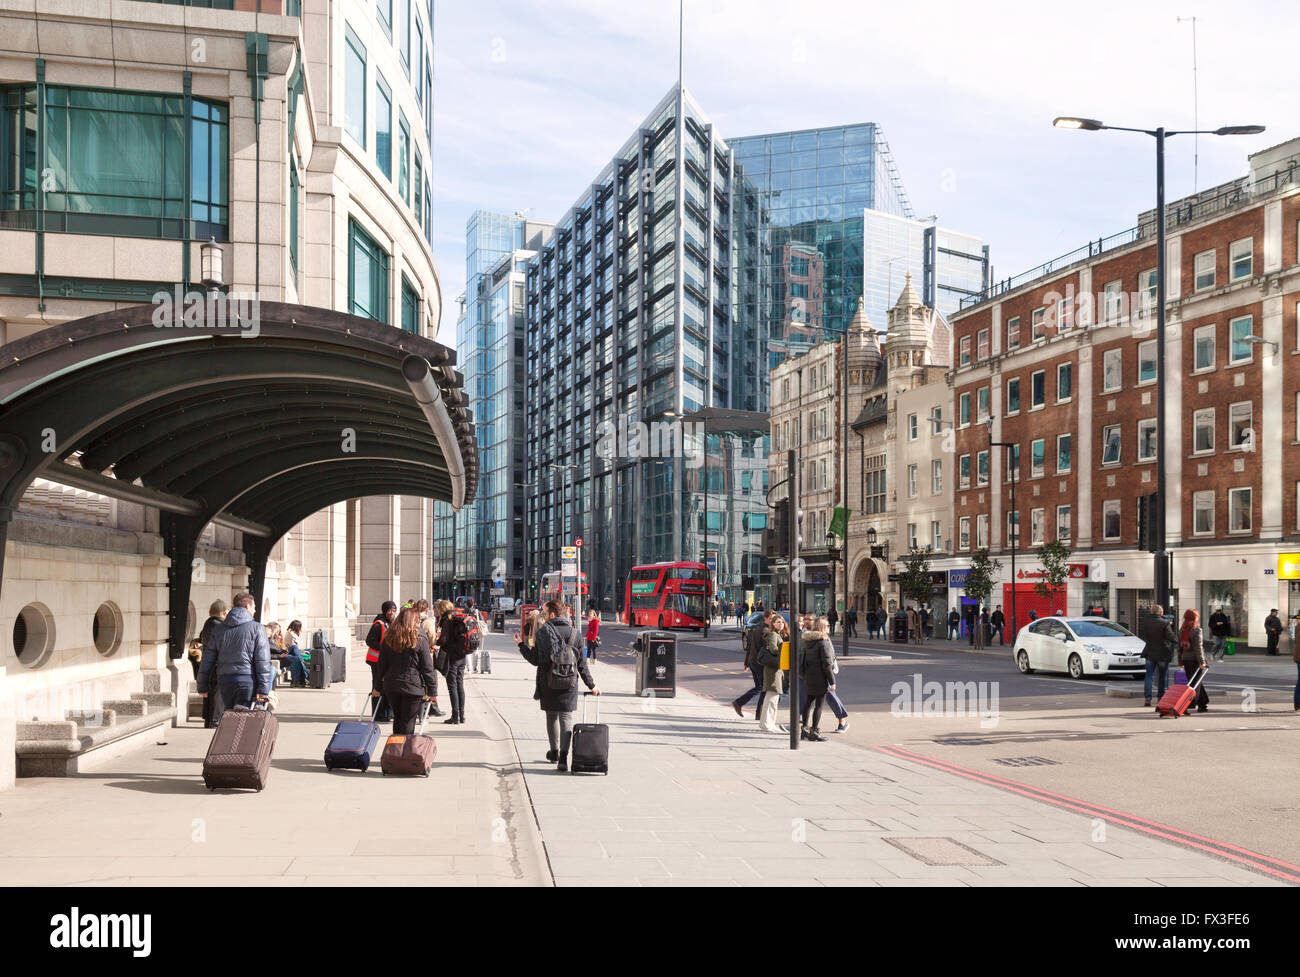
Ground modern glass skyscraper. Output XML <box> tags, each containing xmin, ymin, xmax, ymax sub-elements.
<box><xmin>729</xmin><ymin>123</ymin><xmax>914</xmax><ymax>410</ymax></box>
<box><xmin>524</xmin><ymin>87</ymin><xmax>746</xmax><ymax>609</ymax></box>
<box><xmin>433</xmin><ymin>211</ymin><xmax>552</xmax><ymax>602</ymax></box>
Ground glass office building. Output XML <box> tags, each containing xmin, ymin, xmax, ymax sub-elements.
<box><xmin>433</xmin><ymin>211</ymin><xmax>551</xmax><ymax>602</ymax></box>
<box><xmin>729</xmin><ymin>123</ymin><xmax>914</xmax><ymax>410</ymax></box>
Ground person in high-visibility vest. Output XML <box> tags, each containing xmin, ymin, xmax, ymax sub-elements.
<box><xmin>366</xmin><ymin>601</ymin><xmax>397</xmax><ymax>722</ymax></box>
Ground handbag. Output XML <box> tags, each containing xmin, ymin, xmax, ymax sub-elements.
<box><xmin>434</xmin><ymin>647</ymin><xmax>449</xmax><ymax>676</ymax></box>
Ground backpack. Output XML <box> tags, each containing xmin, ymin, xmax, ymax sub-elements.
<box><xmin>544</xmin><ymin>623</ymin><xmax>578</xmax><ymax>691</ymax></box>
<box><xmin>444</xmin><ymin>611</ymin><xmax>481</xmax><ymax>660</ymax></box>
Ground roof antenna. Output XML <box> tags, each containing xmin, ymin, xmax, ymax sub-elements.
<box><xmin>1177</xmin><ymin>15</ymin><xmax>1199</xmax><ymax>192</ymax></box>
<box><xmin>678</xmin><ymin>0</ymin><xmax>684</xmax><ymax>93</ymax></box>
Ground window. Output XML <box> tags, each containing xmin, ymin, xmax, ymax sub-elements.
<box><xmin>1057</xmin><ymin>504</ymin><xmax>1072</xmax><ymax>542</ymax></box>
<box><xmin>1230</xmin><ymin>237</ymin><xmax>1252</xmax><ymax>281</ymax></box>
<box><xmin>1057</xmin><ymin>362</ymin><xmax>1072</xmax><ymax>401</ymax></box>
<box><xmin>1030</xmin><ymin>370</ymin><xmax>1045</xmax><ymax>408</ymax></box>
<box><xmin>1140</xmin><ymin>268</ymin><xmax>1158</xmax><ymax>311</ymax></box>
<box><xmin>1103</xmin><ymin>280</ymin><xmax>1122</xmax><ymax>322</ymax></box>
<box><xmin>959</xmin><ymin>516</ymin><xmax>971</xmax><ymax>550</ymax></box>
<box><xmin>907</xmin><ymin>464</ymin><xmax>918</xmax><ymax>498</ymax></box>
<box><xmin>907</xmin><ymin>523</ymin><xmax>918</xmax><ymax>550</ymax></box>
<box><xmin>907</xmin><ymin>413</ymin><xmax>918</xmax><ymax>440</ymax></box>
<box><xmin>414</xmin><ymin>14</ymin><xmax>425</xmax><ymax>96</ymax></box>
<box><xmin>1056</xmin><ymin>433</ymin><xmax>1071</xmax><ymax>473</ymax></box>
<box><xmin>1006</xmin><ymin>443</ymin><xmax>1020</xmax><ymax>483</ymax></box>
<box><xmin>414</xmin><ymin>149</ymin><xmax>422</xmax><ymax>226</ymax></box>
<box><xmin>288</xmin><ymin>156</ymin><xmax>299</xmax><ymax>282</ymax></box>
<box><xmin>1056</xmin><ymin>294</ymin><xmax>1072</xmax><ymax>331</ymax></box>
<box><xmin>1102</xmin><ymin>348</ymin><xmax>1122</xmax><ymax>392</ymax></box>
<box><xmin>1229</xmin><ymin>315</ymin><xmax>1253</xmax><ymax>364</ymax></box>
<box><xmin>1103</xmin><ymin>500</ymin><xmax>1121</xmax><ymax>541</ymax></box>
<box><xmin>1193</xmin><ymin>408</ymin><xmax>1215</xmax><ymax>453</ymax></box>
<box><xmin>1138</xmin><ymin>339</ymin><xmax>1157</xmax><ymax>383</ymax></box>
<box><xmin>931</xmin><ymin>459</ymin><xmax>942</xmax><ymax>494</ymax></box>
<box><xmin>977</xmin><ymin>328</ymin><xmax>990</xmax><ymax>361</ymax></box>
<box><xmin>977</xmin><ymin>514</ymin><xmax>989</xmax><ymax>549</ymax></box>
<box><xmin>976</xmin><ymin>386</ymin><xmax>989</xmax><ymax>422</ymax></box>
<box><xmin>400</xmin><ymin>0</ymin><xmax>411</xmax><ymax>74</ymax></box>
<box><xmin>959</xmin><ymin>335</ymin><xmax>971</xmax><ymax>366</ymax></box>
<box><xmin>1228</xmin><ymin>401</ymin><xmax>1253</xmax><ymax>450</ymax></box>
<box><xmin>976</xmin><ymin>449</ymin><xmax>989</xmax><ymax>487</ymax></box>
<box><xmin>1006</xmin><ymin>510</ymin><xmax>1019</xmax><ymax>547</ymax></box>
<box><xmin>929</xmin><ymin>406</ymin><xmax>943</xmax><ymax>435</ymax></box>
<box><xmin>345</xmin><ymin>25</ymin><xmax>367</xmax><ymax>148</ymax></box>
<box><xmin>1006</xmin><ymin>377</ymin><xmax>1020</xmax><ymax>415</ymax></box>
<box><xmin>959</xmin><ymin>454</ymin><xmax>970</xmax><ymax>490</ymax></box>
<box><xmin>348</xmin><ymin>217</ymin><xmax>389</xmax><ymax>322</ymax></box>
<box><xmin>1031</xmin><ymin>438</ymin><xmax>1045</xmax><ymax>478</ymax></box>
<box><xmin>1193</xmin><ymin>324</ymin><xmax>1215</xmax><ymax>370</ymax></box>
<box><xmin>400</xmin><ymin>274</ymin><xmax>419</xmax><ymax>334</ymax></box>
<box><xmin>932</xmin><ymin>521</ymin><xmax>943</xmax><ymax>552</ymax></box>
<box><xmin>1006</xmin><ymin>316</ymin><xmax>1020</xmax><ymax>350</ymax></box>
<box><xmin>1137</xmin><ymin>418</ymin><xmax>1157</xmax><ymax>462</ymax></box>
<box><xmin>1194</xmin><ymin>249</ymin><xmax>1215</xmax><ymax>291</ymax></box>
<box><xmin>1031</xmin><ymin>508</ymin><xmax>1045</xmax><ymax>546</ymax></box>
<box><xmin>1032</xmin><ymin>307</ymin><xmax>1046</xmax><ymax>340</ymax></box>
<box><xmin>1193</xmin><ymin>491</ymin><xmax>1214</xmax><ymax>536</ymax></box>
<box><xmin>959</xmin><ymin>392</ymin><xmax>971</xmax><ymax>426</ymax></box>
<box><xmin>1228</xmin><ymin>487</ymin><xmax>1252</xmax><ymax>533</ymax></box>
<box><xmin>1101</xmin><ymin>424</ymin><xmax>1121</xmax><ymax>465</ymax></box>
<box><xmin>398</xmin><ymin>113</ymin><xmax>410</xmax><ymax>204</ymax></box>
<box><xmin>377</xmin><ymin>0</ymin><xmax>392</xmax><ymax>38</ymax></box>
<box><xmin>374</xmin><ymin>72</ymin><xmax>392</xmax><ymax>178</ymax></box>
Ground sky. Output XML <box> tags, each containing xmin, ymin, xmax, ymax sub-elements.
<box><xmin>430</xmin><ymin>0</ymin><xmax>1299</xmax><ymax>346</ymax></box>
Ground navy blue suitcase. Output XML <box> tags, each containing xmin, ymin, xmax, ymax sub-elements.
<box><xmin>325</xmin><ymin>698</ymin><xmax>382</xmax><ymax>772</ymax></box>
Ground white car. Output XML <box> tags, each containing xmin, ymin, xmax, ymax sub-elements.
<box><xmin>1012</xmin><ymin>616</ymin><xmax>1146</xmax><ymax>679</ymax></box>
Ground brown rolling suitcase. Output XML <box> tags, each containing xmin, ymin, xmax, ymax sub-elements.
<box><xmin>380</xmin><ymin>702</ymin><xmax>437</xmax><ymax>776</ymax></box>
<box><xmin>203</xmin><ymin>701</ymin><xmax>278</xmax><ymax>791</ymax></box>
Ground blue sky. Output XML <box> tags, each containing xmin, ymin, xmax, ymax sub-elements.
<box><xmin>431</xmin><ymin>0</ymin><xmax>1298</xmax><ymax>345</ymax></box>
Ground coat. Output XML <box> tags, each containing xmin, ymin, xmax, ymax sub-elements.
<box><xmin>800</xmin><ymin>630</ymin><xmax>835</xmax><ymax>697</ymax></box>
<box><xmin>196</xmin><ymin>605</ymin><xmax>272</xmax><ymax>695</ymax></box>
<box><xmin>519</xmin><ymin>616</ymin><xmax>595</xmax><ymax>712</ymax></box>
<box><xmin>1178</xmin><ymin>625</ymin><xmax>1207</xmax><ymax>673</ymax></box>
<box><xmin>373</xmin><ymin>633</ymin><xmax>438</xmax><ymax>698</ymax></box>
<box><xmin>761</xmin><ymin>628</ymin><xmax>784</xmax><ymax>692</ymax></box>
<box><xmin>1140</xmin><ymin>613</ymin><xmax>1176</xmax><ymax>665</ymax></box>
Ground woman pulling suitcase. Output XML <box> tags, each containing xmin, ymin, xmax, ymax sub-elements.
<box><xmin>372</xmin><ymin>606</ymin><xmax>439</xmax><ymax>734</ymax></box>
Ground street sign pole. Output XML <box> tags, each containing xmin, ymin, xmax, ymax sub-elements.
<box><xmin>576</xmin><ymin>541</ymin><xmax>583</xmax><ymax>623</ymax></box>
<box><xmin>787</xmin><ymin>447</ymin><xmax>801</xmax><ymax>752</ymax></box>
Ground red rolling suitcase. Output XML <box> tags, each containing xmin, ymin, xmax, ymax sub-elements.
<box><xmin>203</xmin><ymin>701</ymin><xmax>277</xmax><ymax>790</ymax></box>
<box><xmin>380</xmin><ymin>702</ymin><xmax>437</xmax><ymax>776</ymax></box>
<box><xmin>570</xmin><ymin>692</ymin><xmax>609</xmax><ymax>774</ymax></box>
<box><xmin>1156</xmin><ymin>667</ymin><xmax>1206</xmax><ymax>718</ymax></box>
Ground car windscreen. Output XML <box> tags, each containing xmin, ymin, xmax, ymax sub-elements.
<box><xmin>1067</xmin><ymin>620</ymin><xmax>1133</xmax><ymax>638</ymax></box>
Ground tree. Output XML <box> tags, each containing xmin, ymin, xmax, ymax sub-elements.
<box><xmin>898</xmin><ymin>545</ymin><xmax>933</xmax><ymax>610</ymax></box>
<box><xmin>963</xmin><ymin>548</ymin><xmax>1003</xmax><ymax>649</ymax></box>
<box><xmin>1035</xmin><ymin>538</ymin><xmax>1072</xmax><ymax>612</ymax></box>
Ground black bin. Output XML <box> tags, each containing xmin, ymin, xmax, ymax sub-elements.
<box><xmin>892</xmin><ymin>613</ymin><xmax>908</xmax><ymax>644</ymax></box>
<box><xmin>492</xmin><ymin>611</ymin><xmax>505</xmax><ymax>632</ymax></box>
<box><xmin>635</xmin><ymin>630</ymin><xmax>677</xmax><ymax>698</ymax></box>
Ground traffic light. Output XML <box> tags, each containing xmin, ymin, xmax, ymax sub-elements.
<box><xmin>1137</xmin><ymin>492</ymin><xmax>1158</xmax><ymax>552</ymax></box>
<box><xmin>742</xmin><ymin>576</ymin><xmax>755</xmax><ymax>591</ymax></box>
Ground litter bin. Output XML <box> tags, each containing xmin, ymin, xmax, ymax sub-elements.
<box><xmin>492</xmin><ymin>611</ymin><xmax>505</xmax><ymax>632</ymax></box>
<box><xmin>635</xmin><ymin>630</ymin><xmax>676</xmax><ymax>697</ymax></box>
<box><xmin>892</xmin><ymin>612</ymin><xmax>908</xmax><ymax>644</ymax></box>
<box><xmin>1225</xmin><ymin>637</ymin><xmax>1240</xmax><ymax>656</ymax></box>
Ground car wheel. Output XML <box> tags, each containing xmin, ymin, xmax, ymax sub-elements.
<box><xmin>1068</xmin><ymin>653</ymin><xmax>1084</xmax><ymax>679</ymax></box>
<box><xmin>1016</xmin><ymin>650</ymin><xmax>1034</xmax><ymax>674</ymax></box>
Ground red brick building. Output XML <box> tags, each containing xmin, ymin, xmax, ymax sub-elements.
<box><xmin>948</xmin><ymin>139</ymin><xmax>1300</xmax><ymax>646</ymax></box>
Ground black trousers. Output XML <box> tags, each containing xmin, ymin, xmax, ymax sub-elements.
<box><xmin>445</xmin><ymin>659</ymin><xmax>466</xmax><ymax>719</ymax></box>
<box><xmin>803</xmin><ymin>694</ymin><xmax>825</xmax><ymax>730</ymax></box>
<box><xmin>1267</xmin><ymin>633</ymin><xmax>1280</xmax><ymax>654</ymax></box>
<box><xmin>1186</xmin><ymin>666</ymin><xmax>1210</xmax><ymax>710</ymax></box>
<box><xmin>389</xmin><ymin>691</ymin><xmax>425</xmax><ymax>735</ymax></box>
<box><xmin>367</xmin><ymin>659</ymin><xmax>392</xmax><ymax>721</ymax></box>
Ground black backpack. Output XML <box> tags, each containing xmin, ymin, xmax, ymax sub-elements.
<box><xmin>544</xmin><ymin>623</ymin><xmax>578</xmax><ymax>690</ymax></box>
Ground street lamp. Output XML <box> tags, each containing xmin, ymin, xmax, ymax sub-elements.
<box><xmin>825</xmin><ymin>530</ymin><xmax>841</xmax><ymax>628</ymax></box>
<box><xmin>549</xmin><ymin>463</ymin><xmax>580</xmax><ymax>620</ymax></box>
<box><xmin>1245</xmin><ymin>335</ymin><xmax>1279</xmax><ymax>356</ymax></box>
<box><xmin>987</xmin><ymin>416</ymin><xmax>1016</xmax><ymax>647</ymax></box>
<box><xmin>515</xmin><ymin>480</ymin><xmax>535</xmax><ymax>604</ymax></box>
<box><xmin>1053</xmin><ymin>116</ymin><xmax>1264</xmax><ymax>613</ymax></box>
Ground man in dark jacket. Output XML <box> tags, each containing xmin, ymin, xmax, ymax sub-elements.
<box><xmin>365</xmin><ymin>602</ymin><xmax>397</xmax><ymax>721</ymax></box>
<box><xmin>947</xmin><ymin>608</ymin><xmax>960</xmax><ymax>641</ymax></box>
<box><xmin>197</xmin><ymin>592</ymin><xmax>271</xmax><ymax>711</ymax></box>
<box><xmin>1207</xmin><ymin>608</ymin><xmax>1231</xmax><ymax>662</ymax></box>
<box><xmin>990</xmin><ymin>605</ymin><xmax>1006</xmax><ymax>645</ymax></box>
<box><xmin>1140</xmin><ymin>604</ymin><xmax>1177</xmax><ymax>707</ymax></box>
<box><xmin>514</xmin><ymin>601</ymin><xmax>599</xmax><ymax>771</ymax></box>
<box><xmin>845</xmin><ymin>606</ymin><xmax>857</xmax><ymax>638</ymax></box>
<box><xmin>731</xmin><ymin>616</ymin><xmax>767</xmax><ymax>718</ymax></box>
<box><xmin>436</xmin><ymin>600</ymin><xmax>472</xmax><ymax>725</ymax></box>
<box><xmin>1265</xmin><ymin>610</ymin><xmax>1284</xmax><ymax>656</ymax></box>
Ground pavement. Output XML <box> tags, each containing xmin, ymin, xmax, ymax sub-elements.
<box><xmin>0</xmin><ymin>629</ymin><xmax>1290</xmax><ymax>886</ymax></box>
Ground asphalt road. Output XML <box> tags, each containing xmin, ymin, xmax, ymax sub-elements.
<box><xmin>589</xmin><ymin>622</ymin><xmax>1300</xmax><ymax>871</ymax></box>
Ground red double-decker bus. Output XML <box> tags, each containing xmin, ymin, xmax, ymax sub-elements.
<box><xmin>624</xmin><ymin>562</ymin><xmax>712</xmax><ymax>631</ymax></box>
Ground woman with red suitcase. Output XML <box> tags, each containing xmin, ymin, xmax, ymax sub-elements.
<box><xmin>1179</xmin><ymin>609</ymin><xmax>1209</xmax><ymax>714</ymax></box>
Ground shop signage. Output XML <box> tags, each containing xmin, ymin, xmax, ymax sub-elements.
<box><xmin>948</xmin><ymin>568</ymin><xmax>971</xmax><ymax>588</ymax></box>
<box><xmin>1015</xmin><ymin>565</ymin><xmax>1089</xmax><ymax>581</ymax></box>
<box><xmin>1068</xmin><ymin>564</ymin><xmax>1089</xmax><ymax>579</ymax></box>
<box><xmin>1277</xmin><ymin>554</ymin><xmax>1300</xmax><ymax>580</ymax></box>
<box><xmin>888</xmin><ymin>573</ymin><xmax>900</xmax><ymax>583</ymax></box>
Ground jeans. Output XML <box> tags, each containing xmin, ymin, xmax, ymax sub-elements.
<box><xmin>802</xmin><ymin>694</ymin><xmax>825</xmax><ymax>731</ymax></box>
<box><xmin>218</xmin><ymin>676</ymin><xmax>255</xmax><ymax>710</ymax></box>
<box><xmin>545</xmin><ymin>709</ymin><xmax>573</xmax><ymax>758</ymax></box>
<box><xmin>445</xmin><ymin>659</ymin><xmax>467</xmax><ymax>719</ymax></box>
<box><xmin>734</xmin><ymin>663</ymin><xmax>764</xmax><ymax>711</ymax></box>
<box><xmin>992</xmin><ymin>625</ymin><xmax>1004</xmax><ymax>645</ymax></box>
<box><xmin>828</xmin><ymin>622</ymin><xmax>836</xmax><ymax>636</ymax></box>
<box><xmin>585</xmin><ymin>640</ymin><xmax>598</xmax><ymax>662</ymax></box>
<box><xmin>1208</xmin><ymin>634</ymin><xmax>1227</xmax><ymax>662</ymax></box>
<box><xmin>1144</xmin><ymin>660</ymin><xmax>1170</xmax><ymax>702</ymax></box>
<box><xmin>284</xmin><ymin>649</ymin><xmax>308</xmax><ymax>684</ymax></box>
<box><xmin>825</xmin><ymin>689</ymin><xmax>848</xmax><ymax>721</ymax></box>
<box><xmin>846</xmin><ymin>621</ymin><xmax>856</xmax><ymax>637</ymax></box>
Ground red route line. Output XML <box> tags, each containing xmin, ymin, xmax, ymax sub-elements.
<box><xmin>875</xmin><ymin>744</ymin><xmax>1300</xmax><ymax>885</ymax></box>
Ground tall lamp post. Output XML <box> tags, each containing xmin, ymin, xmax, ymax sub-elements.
<box><xmin>1052</xmin><ymin>117</ymin><xmax>1264</xmax><ymax>613</ymax></box>
<box><xmin>549</xmin><ymin>463</ymin><xmax>580</xmax><ymax>620</ymax></box>
<box><xmin>515</xmin><ymin>480</ymin><xmax>535</xmax><ymax>605</ymax></box>
<box><xmin>987</xmin><ymin>417</ymin><xmax>1017</xmax><ymax>645</ymax></box>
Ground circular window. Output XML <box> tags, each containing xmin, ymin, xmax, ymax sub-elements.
<box><xmin>13</xmin><ymin>603</ymin><xmax>55</xmax><ymax>667</ymax></box>
<box><xmin>93</xmin><ymin>602</ymin><xmax>123</xmax><ymax>657</ymax></box>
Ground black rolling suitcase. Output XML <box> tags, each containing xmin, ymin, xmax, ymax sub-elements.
<box><xmin>308</xmin><ymin>643</ymin><xmax>332</xmax><ymax>689</ymax></box>
<box><xmin>570</xmin><ymin>692</ymin><xmax>609</xmax><ymax>775</ymax></box>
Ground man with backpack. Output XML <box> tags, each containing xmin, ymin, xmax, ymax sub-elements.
<box><xmin>434</xmin><ymin>598</ymin><xmax>481</xmax><ymax>724</ymax></box>
<box><xmin>366</xmin><ymin>601</ymin><xmax>397</xmax><ymax>722</ymax></box>
<box><xmin>515</xmin><ymin>600</ymin><xmax>599</xmax><ymax>771</ymax></box>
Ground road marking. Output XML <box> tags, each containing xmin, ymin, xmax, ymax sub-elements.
<box><xmin>876</xmin><ymin>744</ymin><xmax>1300</xmax><ymax>885</ymax></box>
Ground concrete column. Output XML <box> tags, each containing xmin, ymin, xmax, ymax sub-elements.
<box><xmin>359</xmin><ymin>495</ymin><xmax>400</xmax><ymax>622</ymax></box>
<box><xmin>400</xmin><ymin>495</ymin><xmax>431</xmax><ymax>601</ymax></box>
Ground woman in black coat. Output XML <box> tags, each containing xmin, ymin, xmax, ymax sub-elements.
<box><xmin>800</xmin><ymin>617</ymin><xmax>836</xmax><ymax>742</ymax></box>
<box><xmin>514</xmin><ymin>600</ymin><xmax>599</xmax><ymax>771</ymax></box>
<box><xmin>372</xmin><ymin>607</ymin><xmax>438</xmax><ymax>734</ymax></box>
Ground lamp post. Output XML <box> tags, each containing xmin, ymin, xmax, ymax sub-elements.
<box><xmin>549</xmin><ymin>463</ymin><xmax>580</xmax><ymax>620</ymax></box>
<box><xmin>515</xmin><ymin>480</ymin><xmax>535</xmax><ymax>605</ymax></box>
<box><xmin>1053</xmin><ymin>116</ymin><xmax>1264</xmax><ymax>613</ymax></box>
<box><xmin>987</xmin><ymin>417</ymin><xmax>1016</xmax><ymax>647</ymax></box>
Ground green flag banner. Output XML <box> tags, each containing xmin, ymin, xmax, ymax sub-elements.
<box><xmin>828</xmin><ymin>506</ymin><xmax>850</xmax><ymax>538</ymax></box>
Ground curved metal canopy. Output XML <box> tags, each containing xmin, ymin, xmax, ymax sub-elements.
<box><xmin>0</xmin><ymin>300</ymin><xmax>479</xmax><ymax>654</ymax></box>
